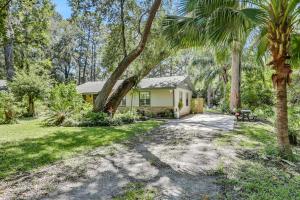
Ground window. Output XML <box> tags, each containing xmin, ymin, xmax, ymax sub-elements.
<box><xmin>139</xmin><ymin>91</ymin><xmax>150</xmax><ymax>106</ymax></box>
<box><xmin>120</xmin><ymin>97</ymin><xmax>126</xmax><ymax>106</ymax></box>
<box><xmin>186</xmin><ymin>92</ymin><xmax>189</xmax><ymax>106</ymax></box>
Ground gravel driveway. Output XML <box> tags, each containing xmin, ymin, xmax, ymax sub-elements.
<box><xmin>0</xmin><ymin>114</ymin><xmax>235</xmax><ymax>200</ymax></box>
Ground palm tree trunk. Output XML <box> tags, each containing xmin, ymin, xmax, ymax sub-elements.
<box><xmin>276</xmin><ymin>77</ymin><xmax>292</xmax><ymax>158</ymax></box>
<box><xmin>230</xmin><ymin>47</ymin><xmax>241</xmax><ymax>112</ymax></box>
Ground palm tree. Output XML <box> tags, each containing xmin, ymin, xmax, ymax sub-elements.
<box><xmin>249</xmin><ymin>0</ymin><xmax>300</xmax><ymax>158</ymax></box>
<box><xmin>163</xmin><ymin>0</ymin><xmax>253</xmax><ymax>113</ymax></box>
<box><xmin>165</xmin><ymin>0</ymin><xmax>300</xmax><ymax>158</ymax></box>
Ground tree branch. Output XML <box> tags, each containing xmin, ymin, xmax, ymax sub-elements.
<box><xmin>0</xmin><ymin>0</ymin><xmax>12</xmax><ymax>11</ymax></box>
<box><xmin>94</xmin><ymin>0</ymin><xmax>162</xmax><ymax>112</ymax></box>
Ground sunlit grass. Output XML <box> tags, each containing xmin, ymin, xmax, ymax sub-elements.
<box><xmin>214</xmin><ymin>122</ymin><xmax>276</xmax><ymax>149</ymax></box>
<box><xmin>0</xmin><ymin>119</ymin><xmax>162</xmax><ymax>179</ymax></box>
<box><xmin>113</xmin><ymin>183</ymin><xmax>156</xmax><ymax>200</ymax></box>
<box><xmin>215</xmin><ymin>121</ymin><xmax>300</xmax><ymax>200</ymax></box>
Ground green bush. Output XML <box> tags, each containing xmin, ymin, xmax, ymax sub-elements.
<box><xmin>80</xmin><ymin>111</ymin><xmax>139</xmax><ymax>127</ymax></box>
<box><xmin>10</xmin><ymin>66</ymin><xmax>52</xmax><ymax>117</ymax></box>
<box><xmin>178</xmin><ymin>100</ymin><xmax>183</xmax><ymax>111</ymax></box>
<box><xmin>45</xmin><ymin>83</ymin><xmax>87</xmax><ymax>126</ymax></box>
<box><xmin>0</xmin><ymin>92</ymin><xmax>18</xmax><ymax>124</ymax></box>
<box><xmin>115</xmin><ymin>111</ymin><xmax>139</xmax><ymax>124</ymax></box>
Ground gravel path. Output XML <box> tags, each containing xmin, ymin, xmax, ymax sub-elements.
<box><xmin>0</xmin><ymin>114</ymin><xmax>236</xmax><ymax>200</ymax></box>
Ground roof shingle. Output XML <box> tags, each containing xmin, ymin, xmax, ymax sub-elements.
<box><xmin>77</xmin><ymin>76</ymin><xmax>188</xmax><ymax>94</ymax></box>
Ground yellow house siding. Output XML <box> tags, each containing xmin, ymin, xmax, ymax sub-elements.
<box><xmin>124</xmin><ymin>89</ymin><xmax>173</xmax><ymax>107</ymax></box>
<box><xmin>85</xmin><ymin>94</ymin><xmax>94</xmax><ymax>104</ymax></box>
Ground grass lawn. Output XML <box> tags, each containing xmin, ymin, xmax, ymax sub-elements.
<box><xmin>215</xmin><ymin>122</ymin><xmax>300</xmax><ymax>200</ymax></box>
<box><xmin>0</xmin><ymin>119</ymin><xmax>162</xmax><ymax>179</ymax></box>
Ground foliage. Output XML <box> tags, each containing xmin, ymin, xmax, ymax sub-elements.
<box><xmin>81</xmin><ymin>110</ymin><xmax>140</xmax><ymax>127</ymax></box>
<box><xmin>114</xmin><ymin>111</ymin><xmax>139</xmax><ymax>124</ymax></box>
<box><xmin>178</xmin><ymin>100</ymin><xmax>183</xmax><ymax>111</ymax></box>
<box><xmin>0</xmin><ymin>118</ymin><xmax>162</xmax><ymax>179</ymax></box>
<box><xmin>224</xmin><ymin>162</ymin><xmax>300</xmax><ymax>200</ymax></box>
<box><xmin>241</xmin><ymin>65</ymin><xmax>274</xmax><ymax>118</ymax></box>
<box><xmin>0</xmin><ymin>91</ymin><xmax>17</xmax><ymax>124</ymax></box>
<box><xmin>45</xmin><ymin>83</ymin><xmax>86</xmax><ymax>126</ymax></box>
<box><xmin>113</xmin><ymin>183</ymin><xmax>156</xmax><ymax>200</ymax></box>
<box><xmin>215</xmin><ymin>121</ymin><xmax>300</xmax><ymax>199</ymax></box>
<box><xmin>157</xmin><ymin>109</ymin><xmax>174</xmax><ymax>118</ymax></box>
<box><xmin>9</xmin><ymin>66</ymin><xmax>52</xmax><ymax>116</ymax></box>
<box><xmin>288</xmin><ymin>71</ymin><xmax>300</xmax><ymax>138</ymax></box>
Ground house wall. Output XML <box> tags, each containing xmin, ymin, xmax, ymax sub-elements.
<box><xmin>123</xmin><ymin>88</ymin><xmax>174</xmax><ymax>107</ymax></box>
<box><xmin>82</xmin><ymin>88</ymin><xmax>192</xmax><ymax>117</ymax></box>
<box><xmin>174</xmin><ymin>88</ymin><xmax>193</xmax><ymax>116</ymax></box>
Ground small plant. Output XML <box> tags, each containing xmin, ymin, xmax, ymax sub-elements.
<box><xmin>80</xmin><ymin>110</ymin><xmax>139</xmax><ymax>127</ymax></box>
<box><xmin>0</xmin><ymin>92</ymin><xmax>18</xmax><ymax>124</ymax></box>
<box><xmin>45</xmin><ymin>83</ymin><xmax>86</xmax><ymax>126</ymax></box>
<box><xmin>178</xmin><ymin>100</ymin><xmax>183</xmax><ymax>111</ymax></box>
<box><xmin>115</xmin><ymin>111</ymin><xmax>139</xmax><ymax>124</ymax></box>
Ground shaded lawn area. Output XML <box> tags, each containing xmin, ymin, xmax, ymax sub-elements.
<box><xmin>214</xmin><ymin>122</ymin><xmax>300</xmax><ymax>200</ymax></box>
<box><xmin>0</xmin><ymin>119</ymin><xmax>162</xmax><ymax>179</ymax></box>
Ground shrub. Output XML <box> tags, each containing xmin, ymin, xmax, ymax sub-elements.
<box><xmin>157</xmin><ymin>109</ymin><xmax>174</xmax><ymax>118</ymax></box>
<box><xmin>80</xmin><ymin>110</ymin><xmax>139</xmax><ymax>127</ymax></box>
<box><xmin>115</xmin><ymin>111</ymin><xmax>139</xmax><ymax>124</ymax></box>
<box><xmin>10</xmin><ymin>66</ymin><xmax>52</xmax><ymax>117</ymax></box>
<box><xmin>45</xmin><ymin>83</ymin><xmax>87</xmax><ymax>126</ymax></box>
<box><xmin>0</xmin><ymin>92</ymin><xmax>18</xmax><ymax>124</ymax></box>
<box><xmin>178</xmin><ymin>100</ymin><xmax>183</xmax><ymax>110</ymax></box>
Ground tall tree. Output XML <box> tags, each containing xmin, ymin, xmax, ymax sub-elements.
<box><xmin>165</xmin><ymin>0</ymin><xmax>299</xmax><ymax>158</ymax></box>
<box><xmin>3</xmin><ymin>0</ymin><xmax>14</xmax><ymax>81</ymax></box>
<box><xmin>248</xmin><ymin>0</ymin><xmax>300</xmax><ymax>158</ymax></box>
<box><xmin>163</xmin><ymin>0</ymin><xmax>253</xmax><ymax>112</ymax></box>
<box><xmin>93</xmin><ymin>0</ymin><xmax>162</xmax><ymax>112</ymax></box>
<box><xmin>104</xmin><ymin>34</ymin><xmax>171</xmax><ymax>113</ymax></box>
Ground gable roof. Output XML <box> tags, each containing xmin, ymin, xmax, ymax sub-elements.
<box><xmin>0</xmin><ymin>80</ymin><xmax>7</xmax><ymax>91</ymax></box>
<box><xmin>77</xmin><ymin>76</ymin><xmax>191</xmax><ymax>94</ymax></box>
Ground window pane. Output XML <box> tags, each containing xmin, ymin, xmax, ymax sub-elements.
<box><xmin>120</xmin><ymin>97</ymin><xmax>126</xmax><ymax>106</ymax></box>
<box><xmin>186</xmin><ymin>93</ymin><xmax>189</xmax><ymax>106</ymax></box>
<box><xmin>140</xmin><ymin>92</ymin><xmax>150</xmax><ymax>106</ymax></box>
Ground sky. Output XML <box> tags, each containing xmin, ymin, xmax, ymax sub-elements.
<box><xmin>52</xmin><ymin>0</ymin><xmax>72</xmax><ymax>19</ymax></box>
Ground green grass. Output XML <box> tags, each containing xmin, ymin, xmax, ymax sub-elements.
<box><xmin>223</xmin><ymin>162</ymin><xmax>300</xmax><ymax>200</ymax></box>
<box><xmin>215</xmin><ymin>122</ymin><xmax>300</xmax><ymax>200</ymax></box>
<box><xmin>0</xmin><ymin>119</ymin><xmax>162</xmax><ymax>179</ymax></box>
<box><xmin>215</xmin><ymin>122</ymin><xmax>276</xmax><ymax>149</ymax></box>
<box><xmin>113</xmin><ymin>183</ymin><xmax>156</xmax><ymax>200</ymax></box>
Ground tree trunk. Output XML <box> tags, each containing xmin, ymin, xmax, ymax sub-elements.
<box><xmin>4</xmin><ymin>1</ymin><xmax>14</xmax><ymax>81</ymax></box>
<box><xmin>276</xmin><ymin>79</ymin><xmax>292</xmax><ymax>157</ymax></box>
<box><xmin>28</xmin><ymin>96</ymin><xmax>35</xmax><ymax>117</ymax></box>
<box><xmin>104</xmin><ymin>76</ymin><xmax>138</xmax><ymax>114</ymax></box>
<box><xmin>230</xmin><ymin>46</ymin><xmax>241</xmax><ymax>112</ymax></box>
<box><xmin>93</xmin><ymin>0</ymin><xmax>162</xmax><ymax>112</ymax></box>
<box><xmin>82</xmin><ymin>26</ymin><xmax>91</xmax><ymax>84</ymax></box>
<box><xmin>4</xmin><ymin>39</ymin><xmax>14</xmax><ymax>81</ymax></box>
<box><xmin>104</xmin><ymin>51</ymin><xmax>169</xmax><ymax>114</ymax></box>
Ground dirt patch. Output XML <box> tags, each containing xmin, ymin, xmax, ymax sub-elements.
<box><xmin>0</xmin><ymin>114</ymin><xmax>236</xmax><ymax>200</ymax></box>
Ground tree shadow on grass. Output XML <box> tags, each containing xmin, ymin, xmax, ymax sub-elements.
<box><xmin>0</xmin><ymin>122</ymin><xmax>157</xmax><ymax>180</ymax></box>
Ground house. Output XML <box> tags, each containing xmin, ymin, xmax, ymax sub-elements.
<box><xmin>77</xmin><ymin>76</ymin><xmax>194</xmax><ymax>117</ymax></box>
<box><xmin>0</xmin><ymin>80</ymin><xmax>7</xmax><ymax>91</ymax></box>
